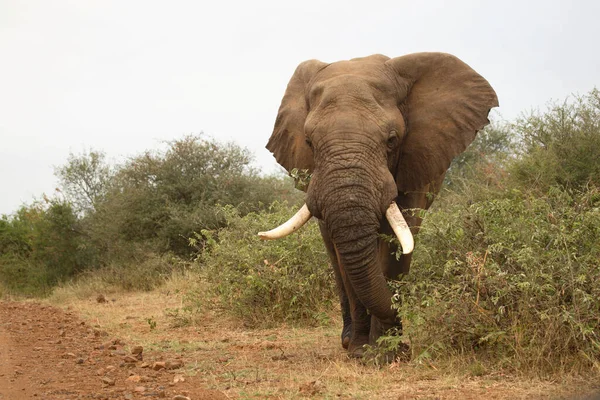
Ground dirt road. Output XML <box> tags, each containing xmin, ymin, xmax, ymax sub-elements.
<box><xmin>1</xmin><ymin>296</ymin><xmax>597</xmax><ymax>400</ymax></box>
<box><xmin>0</xmin><ymin>302</ymin><xmax>226</xmax><ymax>399</ymax></box>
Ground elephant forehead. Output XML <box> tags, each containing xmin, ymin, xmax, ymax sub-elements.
<box><xmin>309</xmin><ymin>74</ymin><xmax>398</xmax><ymax>114</ymax></box>
<box><xmin>312</xmin><ymin>63</ymin><xmax>397</xmax><ymax>100</ymax></box>
<box><xmin>320</xmin><ymin>58</ymin><xmax>392</xmax><ymax>78</ymax></box>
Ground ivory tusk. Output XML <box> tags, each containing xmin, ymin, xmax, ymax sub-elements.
<box><xmin>385</xmin><ymin>202</ymin><xmax>414</xmax><ymax>254</ymax></box>
<box><xmin>258</xmin><ymin>204</ymin><xmax>312</xmax><ymax>240</ymax></box>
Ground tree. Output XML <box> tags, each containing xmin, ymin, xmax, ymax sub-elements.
<box><xmin>511</xmin><ymin>88</ymin><xmax>600</xmax><ymax>192</ymax></box>
<box><xmin>90</xmin><ymin>134</ymin><xmax>301</xmax><ymax>257</ymax></box>
<box><xmin>445</xmin><ymin>121</ymin><xmax>515</xmax><ymax>189</ymax></box>
<box><xmin>55</xmin><ymin>150</ymin><xmax>112</xmax><ymax>214</ymax></box>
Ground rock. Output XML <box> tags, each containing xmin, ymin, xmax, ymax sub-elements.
<box><xmin>126</xmin><ymin>375</ymin><xmax>141</xmax><ymax>383</ymax></box>
<box><xmin>152</xmin><ymin>362</ymin><xmax>166</xmax><ymax>371</ymax></box>
<box><xmin>123</xmin><ymin>355</ymin><xmax>138</xmax><ymax>364</ymax></box>
<box><xmin>62</xmin><ymin>352</ymin><xmax>77</xmax><ymax>359</ymax></box>
<box><xmin>172</xmin><ymin>396</ymin><xmax>190</xmax><ymax>400</ymax></box>
<box><xmin>101</xmin><ymin>377</ymin><xmax>115</xmax><ymax>386</ymax></box>
<box><xmin>140</xmin><ymin>362</ymin><xmax>150</xmax><ymax>368</ymax></box>
<box><xmin>173</xmin><ymin>374</ymin><xmax>185</xmax><ymax>383</ymax></box>
<box><xmin>134</xmin><ymin>386</ymin><xmax>146</xmax><ymax>393</ymax></box>
<box><xmin>131</xmin><ymin>345</ymin><xmax>143</xmax><ymax>355</ymax></box>
<box><xmin>96</xmin><ymin>294</ymin><xmax>107</xmax><ymax>303</ymax></box>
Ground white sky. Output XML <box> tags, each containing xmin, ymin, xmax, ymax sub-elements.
<box><xmin>1</xmin><ymin>0</ymin><xmax>599</xmax><ymax>214</ymax></box>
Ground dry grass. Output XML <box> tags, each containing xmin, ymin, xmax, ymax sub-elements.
<box><xmin>46</xmin><ymin>281</ymin><xmax>598</xmax><ymax>400</ymax></box>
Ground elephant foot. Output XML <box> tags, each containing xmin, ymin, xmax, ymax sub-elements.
<box><xmin>364</xmin><ymin>316</ymin><xmax>409</xmax><ymax>364</ymax></box>
<box><xmin>342</xmin><ymin>335</ymin><xmax>350</xmax><ymax>349</ymax></box>
<box><xmin>347</xmin><ymin>335</ymin><xmax>369</xmax><ymax>358</ymax></box>
<box><xmin>347</xmin><ymin>343</ymin><xmax>367</xmax><ymax>359</ymax></box>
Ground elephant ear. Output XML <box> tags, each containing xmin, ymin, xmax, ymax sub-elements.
<box><xmin>386</xmin><ymin>53</ymin><xmax>499</xmax><ymax>192</ymax></box>
<box><xmin>266</xmin><ymin>59</ymin><xmax>328</xmax><ymax>182</ymax></box>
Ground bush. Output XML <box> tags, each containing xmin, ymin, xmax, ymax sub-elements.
<box><xmin>187</xmin><ymin>203</ymin><xmax>334</xmax><ymax>327</ymax></box>
<box><xmin>87</xmin><ymin>134</ymin><xmax>301</xmax><ymax>258</ymax></box>
<box><xmin>2</xmin><ymin>134</ymin><xmax>301</xmax><ymax>295</ymax></box>
<box><xmin>511</xmin><ymin>88</ymin><xmax>600</xmax><ymax>192</ymax></box>
<box><xmin>446</xmin><ymin>121</ymin><xmax>515</xmax><ymax>187</ymax></box>
<box><xmin>0</xmin><ymin>199</ymin><xmax>88</xmax><ymax>296</ymax></box>
<box><xmin>387</xmin><ymin>183</ymin><xmax>600</xmax><ymax>375</ymax></box>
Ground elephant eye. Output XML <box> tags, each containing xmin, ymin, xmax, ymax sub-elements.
<box><xmin>387</xmin><ymin>130</ymin><xmax>398</xmax><ymax>149</ymax></box>
<box><xmin>305</xmin><ymin>137</ymin><xmax>313</xmax><ymax>149</ymax></box>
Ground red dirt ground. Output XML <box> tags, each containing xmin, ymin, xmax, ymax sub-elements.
<box><xmin>0</xmin><ymin>301</ymin><xmax>227</xmax><ymax>400</ymax></box>
<box><xmin>2</xmin><ymin>299</ymin><xmax>598</xmax><ymax>400</ymax></box>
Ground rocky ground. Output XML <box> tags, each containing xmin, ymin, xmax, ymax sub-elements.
<box><xmin>0</xmin><ymin>302</ymin><xmax>227</xmax><ymax>399</ymax></box>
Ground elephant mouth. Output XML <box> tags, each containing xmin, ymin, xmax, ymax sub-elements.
<box><xmin>258</xmin><ymin>202</ymin><xmax>414</xmax><ymax>254</ymax></box>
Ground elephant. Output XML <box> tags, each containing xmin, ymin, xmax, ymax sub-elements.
<box><xmin>258</xmin><ymin>53</ymin><xmax>498</xmax><ymax>359</ymax></box>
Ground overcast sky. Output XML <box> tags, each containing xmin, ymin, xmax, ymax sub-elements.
<box><xmin>1</xmin><ymin>0</ymin><xmax>598</xmax><ymax>214</ymax></box>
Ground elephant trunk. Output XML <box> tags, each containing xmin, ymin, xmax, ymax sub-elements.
<box><xmin>313</xmin><ymin>163</ymin><xmax>398</xmax><ymax>325</ymax></box>
<box><xmin>329</xmin><ymin>212</ymin><xmax>397</xmax><ymax>324</ymax></box>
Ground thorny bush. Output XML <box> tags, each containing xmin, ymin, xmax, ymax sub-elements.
<box><xmin>186</xmin><ymin>203</ymin><xmax>335</xmax><ymax>327</ymax></box>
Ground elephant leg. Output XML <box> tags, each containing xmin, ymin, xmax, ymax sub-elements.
<box><xmin>335</xmin><ymin>255</ymin><xmax>371</xmax><ymax>358</ymax></box>
<box><xmin>318</xmin><ymin>221</ymin><xmax>352</xmax><ymax>349</ymax></box>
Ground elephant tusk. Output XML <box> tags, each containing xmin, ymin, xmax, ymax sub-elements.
<box><xmin>385</xmin><ymin>202</ymin><xmax>414</xmax><ymax>254</ymax></box>
<box><xmin>258</xmin><ymin>204</ymin><xmax>312</xmax><ymax>240</ymax></box>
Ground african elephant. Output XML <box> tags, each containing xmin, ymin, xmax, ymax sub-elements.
<box><xmin>259</xmin><ymin>53</ymin><xmax>498</xmax><ymax>358</ymax></box>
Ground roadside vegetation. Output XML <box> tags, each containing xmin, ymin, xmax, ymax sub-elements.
<box><xmin>1</xmin><ymin>89</ymin><xmax>599</xmax><ymax>378</ymax></box>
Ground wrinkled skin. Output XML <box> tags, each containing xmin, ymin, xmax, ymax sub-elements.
<box><xmin>266</xmin><ymin>53</ymin><xmax>498</xmax><ymax>358</ymax></box>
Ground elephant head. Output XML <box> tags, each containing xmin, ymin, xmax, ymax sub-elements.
<box><xmin>259</xmin><ymin>53</ymin><xmax>498</xmax><ymax>345</ymax></box>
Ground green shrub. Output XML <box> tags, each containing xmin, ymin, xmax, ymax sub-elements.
<box><xmin>187</xmin><ymin>203</ymin><xmax>334</xmax><ymax>327</ymax></box>
<box><xmin>511</xmin><ymin>88</ymin><xmax>600</xmax><ymax>192</ymax></box>
<box><xmin>446</xmin><ymin>121</ymin><xmax>515</xmax><ymax>187</ymax></box>
<box><xmin>2</xmin><ymin>135</ymin><xmax>302</xmax><ymax>296</ymax></box>
<box><xmin>389</xmin><ymin>184</ymin><xmax>600</xmax><ymax>375</ymax></box>
<box><xmin>83</xmin><ymin>134</ymin><xmax>301</xmax><ymax>258</ymax></box>
<box><xmin>0</xmin><ymin>199</ymin><xmax>88</xmax><ymax>296</ymax></box>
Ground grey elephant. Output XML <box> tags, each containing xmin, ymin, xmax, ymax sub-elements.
<box><xmin>259</xmin><ymin>53</ymin><xmax>498</xmax><ymax>358</ymax></box>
